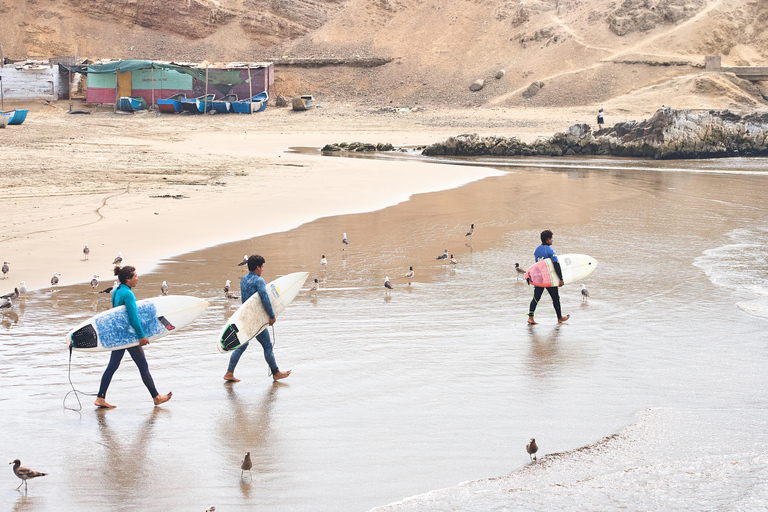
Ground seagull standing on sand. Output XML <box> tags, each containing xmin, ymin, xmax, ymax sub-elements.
<box><xmin>51</xmin><ymin>272</ymin><xmax>60</xmax><ymax>290</ymax></box>
<box><xmin>18</xmin><ymin>281</ymin><xmax>27</xmax><ymax>300</ymax></box>
<box><xmin>321</xmin><ymin>255</ymin><xmax>327</xmax><ymax>267</ymax></box>
<box><xmin>342</xmin><ymin>233</ymin><xmax>348</xmax><ymax>246</ymax></box>
<box><xmin>450</xmin><ymin>254</ymin><xmax>458</xmax><ymax>265</ymax></box>
<box><xmin>112</xmin><ymin>252</ymin><xmax>123</xmax><ymax>266</ymax></box>
<box><xmin>90</xmin><ymin>274</ymin><xmax>100</xmax><ymax>290</ymax></box>
<box><xmin>526</xmin><ymin>438</ymin><xmax>538</xmax><ymax>461</ymax></box>
<box><xmin>238</xmin><ymin>255</ymin><xmax>248</xmax><ymax>267</ymax></box>
<box><xmin>466</xmin><ymin>224</ymin><xmax>474</xmax><ymax>237</ymax></box>
<box><xmin>384</xmin><ymin>276</ymin><xmax>393</xmax><ymax>291</ymax></box>
<box><xmin>436</xmin><ymin>249</ymin><xmax>449</xmax><ymax>261</ymax></box>
<box><xmin>515</xmin><ymin>263</ymin><xmax>526</xmax><ymax>280</ymax></box>
<box><xmin>83</xmin><ymin>244</ymin><xmax>90</xmax><ymax>260</ymax></box>
<box><xmin>161</xmin><ymin>281</ymin><xmax>169</xmax><ymax>296</ymax></box>
<box><xmin>581</xmin><ymin>284</ymin><xmax>590</xmax><ymax>302</ymax></box>
<box><xmin>2</xmin><ymin>262</ymin><xmax>9</xmax><ymax>279</ymax></box>
<box><xmin>241</xmin><ymin>451</ymin><xmax>253</xmax><ymax>480</ymax></box>
<box><xmin>10</xmin><ymin>459</ymin><xmax>48</xmax><ymax>491</ymax></box>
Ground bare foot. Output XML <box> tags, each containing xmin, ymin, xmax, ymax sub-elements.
<box><xmin>223</xmin><ymin>371</ymin><xmax>241</xmax><ymax>383</ymax></box>
<box><xmin>558</xmin><ymin>315</ymin><xmax>570</xmax><ymax>323</ymax></box>
<box><xmin>94</xmin><ymin>398</ymin><xmax>116</xmax><ymax>409</ymax></box>
<box><xmin>153</xmin><ymin>392</ymin><xmax>172</xmax><ymax>406</ymax></box>
<box><xmin>527</xmin><ymin>317</ymin><xmax>538</xmax><ymax>325</ymax></box>
<box><xmin>272</xmin><ymin>369</ymin><xmax>291</xmax><ymax>381</ymax></box>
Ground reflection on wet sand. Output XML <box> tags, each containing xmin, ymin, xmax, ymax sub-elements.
<box><xmin>526</xmin><ymin>325</ymin><xmax>563</xmax><ymax>379</ymax></box>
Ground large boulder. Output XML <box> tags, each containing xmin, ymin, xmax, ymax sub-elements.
<box><xmin>522</xmin><ymin>81</ymin><xmax>545</xmax><ymax>98</ymax></box>
<box><xmin>469</xmin><ymin>79</ymin><xmax>485</xmax><ymax>92</ymax></box>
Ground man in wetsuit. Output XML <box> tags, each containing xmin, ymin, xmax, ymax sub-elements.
<box><xmin>223</xmin><ymin>254</ymin><xmax>291</xmax><ymax>382</ymax></box>
<box><xmin>528</xmin><ymin>230</ymin><xmax>570</xmax><ymax>325</ymax></box>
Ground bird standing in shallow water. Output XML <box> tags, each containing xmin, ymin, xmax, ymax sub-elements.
<box><xmin>112</xmin><ymin>252</ymin><xmax>123</xmax><ymax>266</ymax></box>
<box><xmin>238</xmin><ymin>255</ymin><xmax>248</xmax><ymax>267</ymax></box>
<box><xmin>10</xmin><ymin>459</ymin><xmax>48</xmax><ymax>491</ymax></box>
<box><xmin>342</xmin><ymin>232</ymin><xmax>348</xmax><ymax>247</ymax></box>
<box><xmin>90</xmin><ymin>274</ymin><xmax>99</xmax><ymax>290</ymax></box>
<box><xmin>310</xmin><ymin>278</ymin><xmax>319</xmax><ymax>291</ymax></box>
<box><xmin>2</xmin><ymin>261</ymin><xmax>9</xmax><ymax>279</ymax></box>
<box><xmin>241</xmin><ymin>451</ymin><xmax>253</xmax><ymax>480</ymax></box>
<box><xmin>0</xmin><ymin>297</ymin><xmax>12</xmax><ymax>310</ymax></box>
<box><xmin>515</xmin><ymin>263</ymin><xmax>526</xmax><ymax>280</ymax></box>
<box><xmin>51</xmin><ymin>272</ymin><xmax>60</xmax><ymax>290</ymax></box>
<box><xmin>83</xmin><ymin>244</ymin><xmax>90</xmax><ymax>260</ymax></box>
<box><xmin>1</xmin><ymin>288</ymin><xmax>19</xmax><ymax>301</ymax></box>
<box><xmin>224</xmin><ymin>280</ymin><xmax>231</xmax><ymax>293</ymax></box>
<box><xmin>160</xmin><ymin>281</ymin><xmax>169</xmax><ymax>296</ymax></box>
<box><xmin>405</xmin><ymin>266</ymin><xmax>414</xmax><ymax>282</ymax></box>
<box><xmin>581</xmin><ymin>284</ymin><xmax>590</xmax><ymax>302</ymax></box>
<box><xmin>436</xmin><ymin>249</ymin><xmax>449</xmax><ymax>261</ymax></box>
<box><xmin>450</xmin><ymin>255</ymin><xmax>458</xmax><ymax>266</ymax></box>
<box><xmin>320</xmin><ymin>255</ymin><xmax>327</xmax><ymax>267</ymax></box>
<box><xmin>466</xmin><ymin>224</ymin><xmax>474</xmax><ymax>237</ymax></box>
<box><xmin>18</xmin><ymin>281</ymin><xmax>27</xmax><ymax>300</ymax></box>
<box><xmin>526</xmin><ymin>438</ymin><xmax>538</xmax><ymax>461</ymax></box>
<box><xmin>384</xmin><ymin>277</ymin><xmax>393</xmax><ymax>291</ymax></box>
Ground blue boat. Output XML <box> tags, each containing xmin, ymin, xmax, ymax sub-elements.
<box><xmin>210</xmin><ymin>94</ymin><xmax>238</xmax><ymax>114</ymax></box>
<box><xmin>231</xmin><ymin>91</ymin><xmax>269</xmax><ymax>114</ymax></box>
<box><xmin>0</xmin><ymin>109</ymin><xmax>29</xmax><ymax>125</ymax></box>
<box><xmin>157</xmin><ymin>93</ymin><xmax>186</xmax><ymax>113</ymax></box>
<box><xmin>118</xmin><ymin>96</ymin><xmax>148</xmax><ymax>112</ymax></box>
<box><xmin>180</xmin><ymin>94</ymin><xmax>215</xmax><ymax>114</ymax></box>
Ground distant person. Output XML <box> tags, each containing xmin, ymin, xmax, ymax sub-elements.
<box><xmin>224</xmin><ymin>255</ymin><xmax>291</xmax><ymax>383</ymax></box>
<box><xmin>597</xmin><ymin>107</ymin><xmax>604</xmax><ymax>130</ymax></box>
<box><xmin>528</xmin><ymin>230</ymin><xmax>569</xmax><ymax>325</ymax></box>
<box><xmin>94</xmin><ymin>265</ymin><xmax>172</xmax><ymax>408</ymax></box>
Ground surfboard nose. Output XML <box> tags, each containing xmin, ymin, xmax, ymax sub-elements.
<box><xmin>585</xmin><ymin>256</ymin><xmax>598</xmax><ymax>270</ymax></box>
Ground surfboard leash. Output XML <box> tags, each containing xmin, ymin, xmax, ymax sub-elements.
<box><xmin>63</xmin><ymin>345</ymin><xmax>97</xmax><ymax>412</ymax></box>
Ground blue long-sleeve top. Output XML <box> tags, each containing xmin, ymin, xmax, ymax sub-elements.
<box><xmin>111</xmin><ymin>284</ymin><xmax>145</xmax><ymax>339</ymax></box>
<box><xmin>534</xmin><ymin>244</ymin><xmax>558</xmax><ymax>263</ymax></box>
<box><xmin>240</xmin><ymin>272</ymin><xmax>275</xmax><ymax>318</ymax></box>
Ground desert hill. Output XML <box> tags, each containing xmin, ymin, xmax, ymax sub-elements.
<box><xmin>1</xmin><ymin>0</ymin><xmax>767</xmax><ymax>111</ymax></box>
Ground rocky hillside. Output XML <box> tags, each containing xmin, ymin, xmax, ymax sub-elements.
<box><xmin>1</xmin><ymin>0</ymin><xmax>767</xmax><ymax>110</ymax></box>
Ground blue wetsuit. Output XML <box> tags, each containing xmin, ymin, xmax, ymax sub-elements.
<box><xmin>528</xmin><ymin>244</ymin><xmax>565</xmax><ymax>319</ymax></box>
<box><xmin>97</xmin><ymin>284</ymin><xmax>159</xmax><ymax>399</ymax></box>
<box><xmin>227</xmin><ymin>272</ymin><xmax>279</xmax><ymax>374</ymax></box>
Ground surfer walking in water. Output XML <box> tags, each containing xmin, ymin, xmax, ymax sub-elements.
<box><xmin>224</xmin><ymin>255</ymin><xmax>291</xmax><ymax>383</ymax></box>
<box><xmin>528</xmin><ymin>230</ymin><xmax>570</xmax><ymax>325</ymax></box>
<box><xmin>94</xmin><ymin>266</ymin><xmax>173</xmax><ymax>408</ymax></box>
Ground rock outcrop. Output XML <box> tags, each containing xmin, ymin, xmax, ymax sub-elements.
<box><xmin>322</xmin><ymin>142</ymin><xmax>394</xmax><ymax>152</ymax></box>
<box><xmin>607</xmin><ymin>0</ymin><xmax>707</xmax><ymax>36</ymax></box>
<box><xmin>422</xmin><ymin>108</ymin><xmax>768</xmax><ymax>160</ymax></box>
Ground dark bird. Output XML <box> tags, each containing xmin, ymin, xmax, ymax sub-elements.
<box><xmin>224</xmin><ymin>279</ymin><xmax>231</xmax><ymax>294</ymax></box>
<box><xmin>0</xmin><ymin>297</ymin><xmax>12</xmax><ymax>310</ymax></box>
<box><xmin>160</xmin><ymin>281</ymin><xmax>169</xmax><ymax>296</ymax></box>
<box><xmin>581</xmin><ymin>284</ymin><xmax>590</xmax><ymax>302</ymax></box>
<box><xmin>99</xmin><ymin>281</ymin><xmax>115</xmax><ymax>294</ymax></box>
<box><xmin>515</xmin><ymin>263</ymin><xmax>526</xmax><ymax>280</ymax></box>
<box><xmin>466</xmin><ymin>224</ymin><xmax>474</xmax><ymax>237</ymax></box>
<box><xmin>342</xmin><ymin>232</ymin><xmax>348</xmax><ymax>246</ymax></box>
<box><xmin>241</xmin><ymin>451</ymin><xmax>253</xmax><ymax>480</ymax></box>
<box><xmin>238</xmin><ymin>255</ymin><xmax>248</xmax><ymax>266</ymax></box>
<box><xmin>384</xmin><ymin>277</ymin><xmax>393</xmax><ymax>290</ymax></box>
<box><xmin>1</xmin><ymin>288</ymin><xmax>19</xmax><ymax>301</ymax></box>
<box><xmin>526</xmin><ymin>438</ymin><xmax>538</xmax><ymax>461</ymax></box>
<box><xmin>2</xmin><ymin>261</ymin><xmax>9</xmax><ymax>279</ymax></box>
<box><xmin>436</xmin><ymin>249</ymin><xmax>449</xmax><ymax>261</ymax></box>
<box><xmin>10</xmin><ymin>459</ymin><xmax>48</xmax><ymax>491</ymax></box>
<box><xmin>112</xmin><ymin>252</ymin><xmax>123</xmax><ymax>266</ymax></box>
<box><xmin>83</xmin><ymin>244</ymin><xmax>90</xmax><ymax>260</ymax></box>
<box><xmin>51</xmin><ymin>272</ymin><xmax>60</xmax><ymax>289</ymax></box>
<box><xmin>90</xmin><ymin>274</ymin><xmax>99</xmax><ymax>290</ymax></box>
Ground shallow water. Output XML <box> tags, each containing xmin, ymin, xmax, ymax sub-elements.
<box><xmin>2</xmin><ymin>155</ymin><xmax>768</xmax><ymax>511</ymax></box>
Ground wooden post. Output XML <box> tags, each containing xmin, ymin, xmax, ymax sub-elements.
<box><xmin>204</xmin><ymin>65</ymin><xmax>209</xmax><ymax>113</ymax></box>
<box><xmin>151</xmin><ymin>66</ymin><xmax>155</xmax><ymax>109</ymax></box>
<box><xmin>115</xmin><ymin>68</ymin><xmax>119</xmax><ymax>112</ymax></box>
<box><xmin>0</xmin><ymin>43</ymin><xmax>4</xmax><ymax>68</ymax></box>
<box><xmin>248</xmin><ymin>64</ymin><xmax>253</xmax><ymax>113</ymax></box>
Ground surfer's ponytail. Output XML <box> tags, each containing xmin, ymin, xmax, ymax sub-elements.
<box><xmin>114</xmin><ymin>265</ymin><xmax>136</xmax><ymax>284</ymax></box>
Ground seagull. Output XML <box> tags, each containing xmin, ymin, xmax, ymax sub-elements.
<box><xmin>83</xmin><ymin>244</ymin><xmax>90</xmax><ymax>260</ymax></box>
<box><xmin>224</xmin><ymin>280</ymin><xmax>231</xmax><ymax>293</ymax></box>
<box><xmin>100</xmin><ymin>281</ymin><xmax>116</xmax><ymax>294</ymax></box>
<box><xmin>321</xmin><ymin>255</ymin><xmax>327</xmax><ymax>266</ymax></box>
<box><xmin>1</xmin><ymin>288</ymin><xmax>19</xmax><ymax>301</ymax></box>
<box><xmin>51</xmin><ymin>272</ymin><xmax>60</xmax><ymax>290</ymax></box>
<box><xmin>241</xmin><ymin>451</ymin><xmax>253</xmax><ymax>480</ymax></box>
<box><xmin>342</xmin><ymin>233</ymin><xmax>348</xmax><ymax>246</ymax></box>
<box><xmin>436</xmin><ymin>249</ymin><xmax>449</xmax><ymax>261</ymax></box>
<box><xmin>526</xmin><ymin>438</ymin><xmax>538</xmax><ymax>461</ymax></box>
<box><xmin>515</xmin><ymin>263</ymin><xmax>526</xmax><ymax>279</ymax></box>
<box><xmin>2</xmin><ymin>261</ymin><xmax>9</xmax><ymax>279</ymax></box>
<box><xmin>310</xmin><ymin>278</ymin><xmax>319</xmax><ymax>291</ymax></box>
<box><xmin>0</xmin><ymin>297</ymin><xmax>12</xmax><ymax>310</ymax></box>
<box><xmin>90</xmin><ymin>274</ymin><xmax>99</xmax><ymax>290</ymax></box>
<box><xmin>112</xmin><ymin>252</ymin><xmax>123</xmax><ymax>266</ymax></box>
<box><xmin>450</xmin><ymin>254</ymin><xmax>458</xmax><ymax>265</ymax></box>
<box><xmin>225</xmin><ymin>291</ymin><xmax>240</xmax><ymax>299</ymax></box>
<box><xmin>581</xmin><ymin>284</ymin><xmax>590</xmax><ymax>302</ymax></box>
<box><xmin>384</xmin><ymin>276</ymin><xmax>393</xmax><ymax>290</ymax></box>
<box><xmin>10</xmin><ymin>459</ymin><xmax>48</xmax><ymax>491</ymax></box>
<box><xmin>466</xmin><ymin>223</ymin><xmax>474</xmax><ymax>237</ymax></box>
<box><xmin>18</xmin><ymin>281</ymin><xmax>27</xmax><ymax>300</ymax></box>
<box><xmin>405</xmin><ymin>266</ymin><xmax>414</xmax><ymax>279</ymax></box>
<box><xmin>238</xmin><ymin>255</ymin><xmax>248</xmax><ymax>266</ymax></box>
<box><xmin>160</xmin><ymin>281</ymin><xmax>169</xmax><ymax>296</ymax></box>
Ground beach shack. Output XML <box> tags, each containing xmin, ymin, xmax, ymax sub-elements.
<box><xmin>0</xmin><ymin>59</ymin><xmax>70</xmax><ymax>101</ymax></box>
<box><xmin>74</xmin><ymin>60</ymin><xmax>274</xmax><ymax>107</ymax></box>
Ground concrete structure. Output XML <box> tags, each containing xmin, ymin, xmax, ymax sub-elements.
<box><xmin>0</xmin><ymin>61</ymin><xmax>69</xmax><ymax>101</ymax></box>
<box><xmin>705</xmin><ymin>55</ymin><xmax>768</xmax><ymax>81</ymax></box>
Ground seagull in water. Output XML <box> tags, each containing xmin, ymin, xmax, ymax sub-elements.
<box><xmin>436</xmin><ymin>249</ymin><xmax>449</xmax><ymax>261</ymax></box>
<box><xmin>0</xmin><ymin>297</ymin><xmax>12</xmax><ymax>310</ymax></box>
<box><xmin>2</xmin><ymin>262</ymin><xmax>9</xmax><ymax>279</ymax></box>
<box><xmin>450</xmin><ymin>254</ymin><xmax>458</xmax><ymax>265</ymax></box>
<box><xmin>241</xmin><ymin>451</ymin><xmax>253</xmax><ymax>481</ymax></box>
<box><xmin>161</xmin><ymin>281</ymin><xmax>169</xmax><ymax>296</ymax></box>
<box><xmin>384</xmin><ymin>276</ymin><xmax>393</xmax><ymax>291</ymax></box>
<box><xmin>581</xmin><ymin>284</ymin><xmax>590</xmax><ymax>302</ymax></box>
<box><xmin>320</xmin><ymin>255</ymin><xmax>327</xmax><ymax>267</ymax></box>
<box><xmin>310</xmin><ymin>278</ymin><xmax>319</xmax><ymax>291</ymax></box>
<box><xmin>515</xmin><ymin>263</ymin><xmax>526</xmax><ymax>280</ymax></box>
<box><xmin>18</xmin><ymin>281</ymin><xmax>27</xmax><ymax>300</ymax></box>
<box><xmin>51</xmin><ymin>272</ymin><xmax>60</xmax><ymax>290</ymax></box>
<box><xmin>238</xmin><ymin>255</ymin><xmax>248</xmax><ymax>267</ymax></box>
<box><xmin>100</xmin><ymin>281</ymin><xmax>116</xmax><ymax>295</ymax></box>
<box><xmin>90</xmin><ymin>274</ymin><xmax>99</xmax><ymax>290</ymax></box>
<box><xmin>405</xmin><ymin>266</ymin><xmax>414</xmax><ymax>280</ymax></box>
<box><xmin>1</xmin><ymin>288</ymin><xmax>19</xmax><ymax>301</ymax></box>
<box><xmin>112</xmin><ymin>252</ymin><xmax>123</xmax><ymax>266</ymax></box>
<box><xmin>10</xmin><ymin>459</ymin><xmax>48</xmax><ymax>491</ymax></box>
<box><xmin>83</xmin><ymin>244</ymin><xmax>90</xmax><ymax>260</ymax></box>
<box><xmin>526</xmin><ymin>438</ymin><xmax>538</xmax><ymax>461</ymax></box>
<box><xmin>342</xmin><ymin>233</ymin><xmax>348</xmax><ymax>247</ymax></box>
<box><xmin>224</xmin><ymin>279</ymin><xmax>231</xmax><ymax>293</ymax></box>
<box><xmin>466</xmin><ymin>223</ymin><xmax>474</xmax><ymax>237</ymax></box>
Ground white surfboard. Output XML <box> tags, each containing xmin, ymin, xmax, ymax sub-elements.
<box><xmin>67</xmin><ymin>295</ymin><xmax>209</xmax><ymax>352</ymax></box>
<box><xmin>218</xmin><ymin>272</ymin><xmax>309</xmax><ymax>353</ymax></box>
<box><xmin>524</xmin><ymin>254</ymin><xmax>597</xmax><ymax>287</ymax></box>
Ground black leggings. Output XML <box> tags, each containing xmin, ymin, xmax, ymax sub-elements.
<box><xmin>529</xmin><ymin>286</ymin><xmax>562</xmax><ymax>319</ymax></box>
<box><xmin>97</xmin><ymin>346</ymin><xmax>158</xmax><ymax>399</ymax></box>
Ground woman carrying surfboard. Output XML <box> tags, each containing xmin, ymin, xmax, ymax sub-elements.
<box><xmin>527</xmin><ymin>230</ymin><xmax>570</xmax><ymax>325</ymax></box>
<box><xmin>93</xmin><ymin>266</ymin><xmax>173</xmax><ymax>408</ymax></box>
